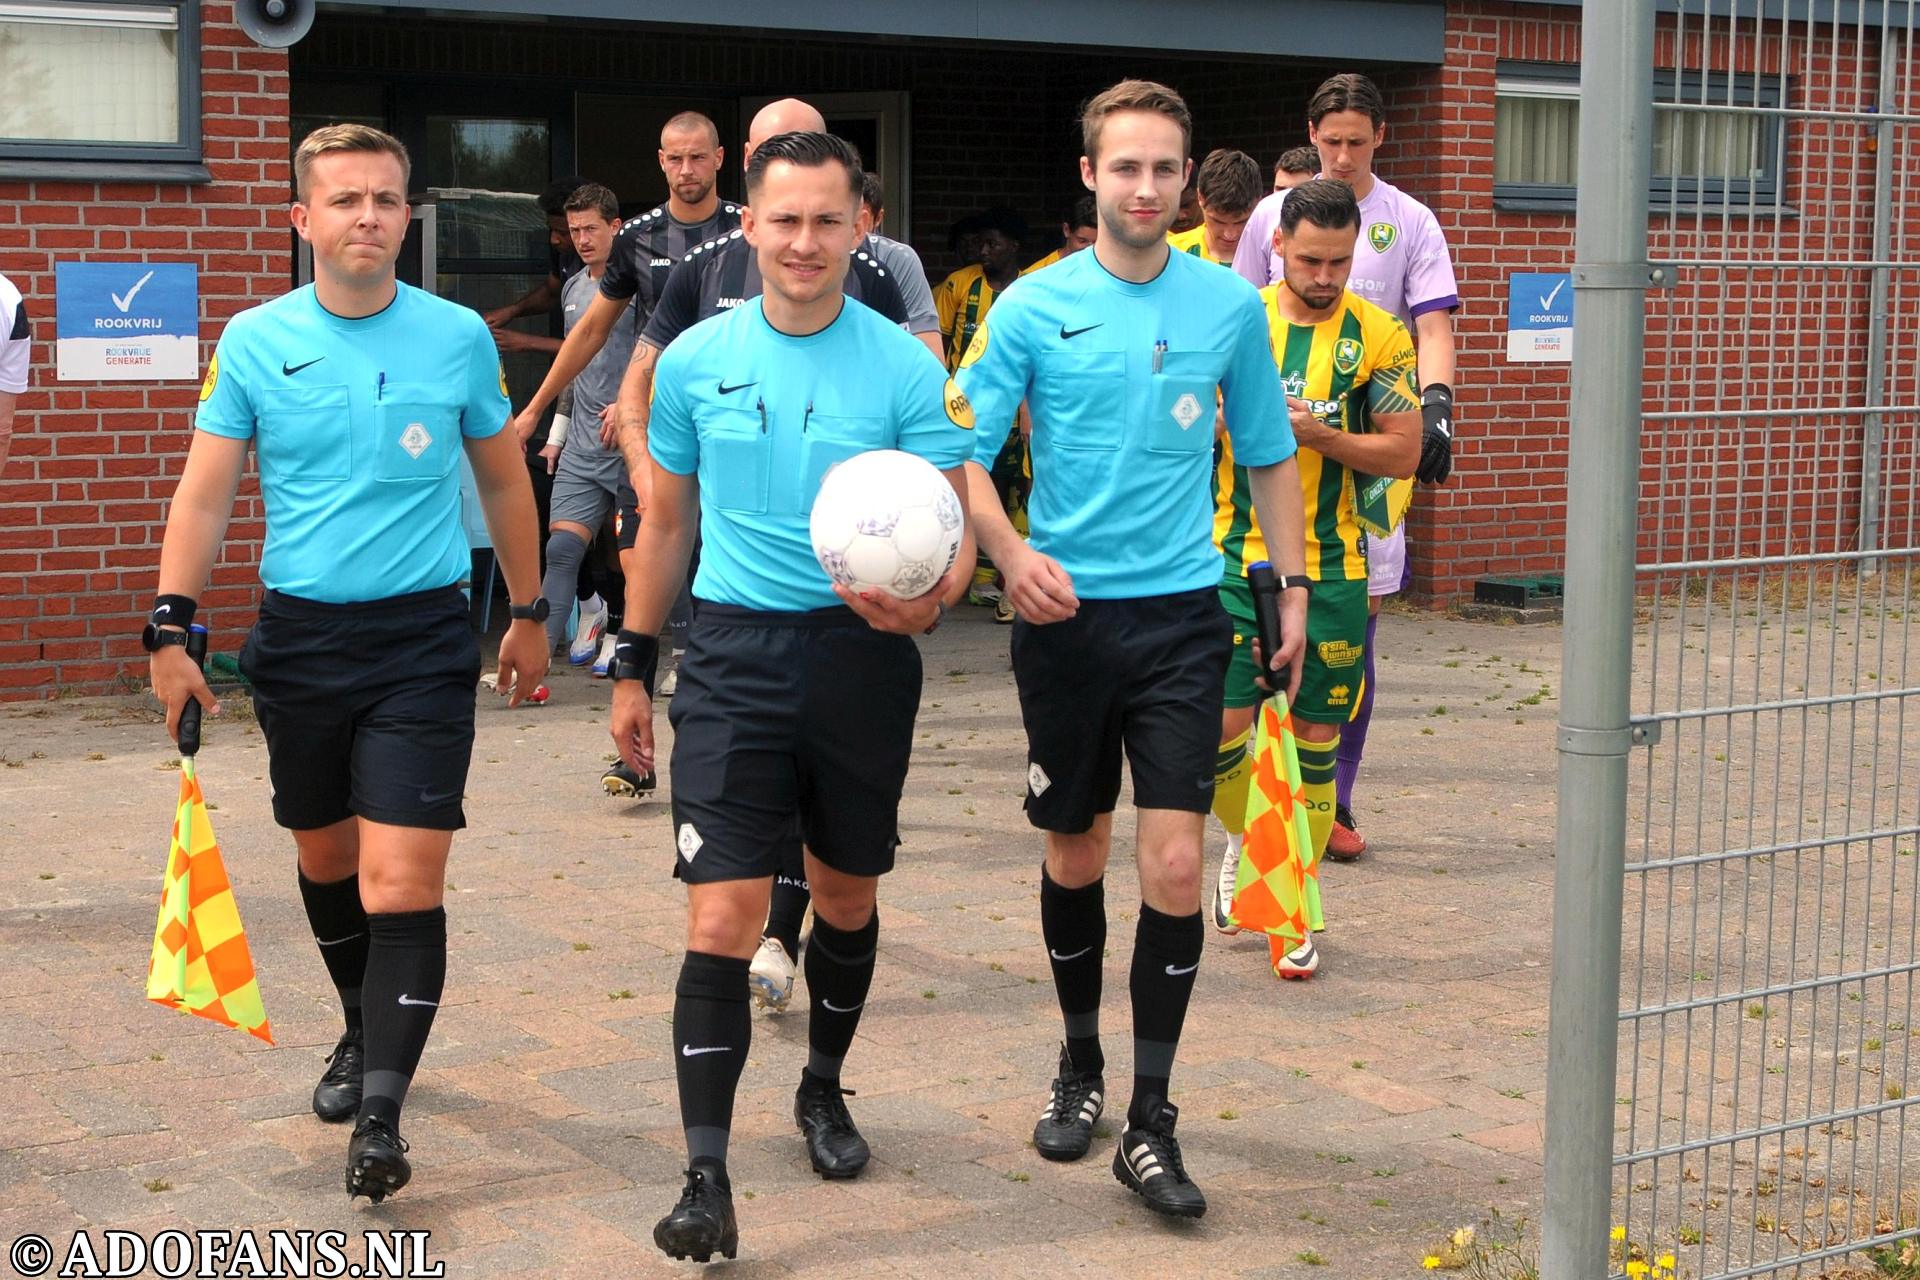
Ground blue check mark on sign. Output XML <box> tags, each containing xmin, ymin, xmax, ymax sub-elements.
<box><xmin>111</xmin><ymin>269</ymin><xmax>156</xmax><ymax>313</ymax></box>
<box><xmin>1540</xmin><ymin>278</ymin><xmax>1567</xmax><ymax>311</ymax></box>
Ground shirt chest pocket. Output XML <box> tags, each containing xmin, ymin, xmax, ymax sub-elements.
<box><xmin>699</xmin><ymin>406</ymin><xmax>770</xmax><ymax>516</ymax></box>
<box><xmin>801</xmin><ymin>412</ymin><xmax>888</xmax><ymax>506</ymax></box>
<box><xmin>1147</xmin><ymin>349</ymin><xmax>1226</xmax><ymax>456</ymax></box>
<box><xmin>257</xmin><ymin>383</ymin><xmax>352</xmax><ymax>482</ymax></box>
<box><xmin>1036</xmin><ymin>349</ymin><xmax>1125</xmax><ymax>451</ymax></box>
<box><xmin>374</xmin><ymin>383</ymin><xmax>462</xmax><ymax>484</ymax></box>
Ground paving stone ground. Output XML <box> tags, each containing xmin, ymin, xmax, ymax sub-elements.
<box><xmin>0</xmin><ymin>604</ymin><xmax>1564</xmax><ymax>1278</ymax></box>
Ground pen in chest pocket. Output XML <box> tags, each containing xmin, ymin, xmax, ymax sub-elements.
<box><xmin>1152</xmin><ymin>340</ymin><xmax>1167</xmax><ymax>374</ymax></box>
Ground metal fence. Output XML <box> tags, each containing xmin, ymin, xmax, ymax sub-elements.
<box><xmin>1546</xmin><ymin>2</ymin><xmax>1920</xmax><ymax>1277</ymax></box>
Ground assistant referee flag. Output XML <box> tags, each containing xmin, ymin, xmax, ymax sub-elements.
<box><xmin>147</xmin><ymin>757</ymin><xmax>272</xmax><ymax>1044</ymax></box>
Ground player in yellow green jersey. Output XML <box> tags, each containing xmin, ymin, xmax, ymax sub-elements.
<box><xmin>1208</xmin><ymin>179</ymin><xmax>1422</xmax><ymax>979</ymax></box>
<box><xmin>1022</xmin><ymin>195</ymin><xmax>1097</xmax><ymax>276</ymax></box>
<box><xmin>935</xmin><ymin>206</ymin><xmax>1027</xmax><ymax>371</ymax></box>
<box><xmin>936</xmin><ymin>206</ymin><xmax>1029</xmax><ymax>607</ymax></box>
<box><xmin>1168</xmin><ymin>149</ymin><xmax>1261</xmax><ymax>266</ymax></box>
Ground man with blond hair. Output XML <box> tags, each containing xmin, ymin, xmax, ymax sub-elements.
<box><xmin>148</xmin><ymin>123</ymin><xmax>546</xmax><ymax>1203</ymax></box>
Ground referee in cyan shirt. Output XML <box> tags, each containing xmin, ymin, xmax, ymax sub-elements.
<box><xmin>607</xmin><ymin>131</ymin><xmax>973</xmax><ymax>1264</ymax></box>
<box><xmin>957</xmin><ymin>80</ymin><xmax>1310</xmax><ymax>1221</ymax></box>
<box><xmin>147</xmin><ymin>124</ymin><xmax>546</xmax><ymax>1204</ymax></box>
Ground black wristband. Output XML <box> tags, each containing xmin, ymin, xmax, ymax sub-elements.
<box><xmin>1421</xmin><ymin>382</ymin><xmax>1454</xmax><ymax>409</ymax></box>
<box><xmin>610</xmin><ymin>628</ymin><xmax>660</xmax><ymax>695</ymax></box>
<box><xmin>150</xmin><ymin>594</ymin><xmax>197</xmax><ymax>629</ymax></box>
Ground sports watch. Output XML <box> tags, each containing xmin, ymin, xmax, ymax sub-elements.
<box><xmin>509</xmin><ymin>598</ymin><xmax>551</xmax><ymax>623</ymax></box>
<box><xmin>1280</xmin><ymin>574</ymin><xmax>1313</xmax><ymax>594</ymax></box>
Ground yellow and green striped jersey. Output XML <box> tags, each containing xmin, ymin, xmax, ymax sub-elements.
<box><xmin>1021</xmin><ymin>250</ymin><xmax>1064</xmax><ymax>276</ymax></box>
<box><xmin>1214</xmin><ymin>286</ymin><xmax>1419</xmax><ymax>583</ymax></box>
<box><xmin>1168</xmin><ymin>224</ymin><xmax>1229</xmax><ymax>265</ymax></box>
<box><xmin>935</xmin><ymin>264</ymin><xmax>999</xmax><ymax>372</ymax></box>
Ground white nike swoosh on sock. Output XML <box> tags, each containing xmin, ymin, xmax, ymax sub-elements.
<box><xmin>1049</xmin><ymin>946</ymin><xmax>1091</xmax><ymax>962</ymax></box>
<box><xmin>315</xmin><ymin>933</ymin><xmax>365</xmax><ymax>947</ymax></box>
<box><xmin>1164</xmin><ymin>962</ymin><xmax>1199</xmax><ymax>976</ymax></box>
<box><xmin>681</xmin><ymin>1044</ymin><xmax>731</xmax><ymax>1057</ymax></box>
<box><xmin>819</xmin><ymin>999</ymin><xmax>864</xmax><ymax>1013</ymax></box>
<box><xmin>396</xmin><ymin>993</ymin><xmax>439</xmax><ymax>1007</ymax></box>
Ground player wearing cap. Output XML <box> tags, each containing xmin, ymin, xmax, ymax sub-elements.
<box><xmin>148</xmin><ymin>124</ymin><xmax>546</xmax><ymax>1202</ymax></box>
<box><xmin>607</xmin><ymin>130</ymin><xmax>973</xmax><ymax>1263</ymax></box>
<box><xmin>957</xmin><ymin>80</ymin><xmax>1308</xmax><ymax>1219</ymax></box>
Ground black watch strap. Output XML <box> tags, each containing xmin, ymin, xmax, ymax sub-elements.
<box><xmin>509</xmin><ymin>597</ymin><xmax>550</xmax><ymax>622</ymax></box>
<box><xmin>1280</xmin><ymin>574</ymin><xmax>1313</xmax><ymax>593</ymax></box>
<box><xmin>142</xmin><ymin>624</ymin><xmax>191</xmax><ymax>652</ymax></box>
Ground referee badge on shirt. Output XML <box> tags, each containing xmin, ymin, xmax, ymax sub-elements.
<box><xmin>959</xmin><ymin>322</ymin><xmax>989</xmax><ymax>369</ymax></box>
<box><xmin>944</xmin><ymin>378</ymin><xmax>975</xmax><ymax>430</ymax></box>
<box><xmin>199</xmin><ymin>352</ymin><xmax>219</xmax><ymax>402</ymax></box>
<box><xmin>1367</xmin><ymin>222</ymin><xmax>1398</xmax><ymax>254</ymax></box>
<box><xmin>400</xmin><ymin>421</ymin><xmax>433</xmax><ymax>459</ymax></box>
<box><xmin>497</xmin><ymin>362</ymin><xmax>509</xmax><ymax>397</ymax></box>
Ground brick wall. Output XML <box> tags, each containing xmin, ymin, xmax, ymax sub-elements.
<box><xmin>0</xmin><ymin>1</ymin><xmax>289</xmax><ymax>699</ymax></box>
<box><xmin>1414</xmin><ymin>1</ymin><xmax>1920</xmax><ymax>601</ymax></box>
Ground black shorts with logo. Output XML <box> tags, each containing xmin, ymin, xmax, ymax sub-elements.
<box><xmin>667</xmin><ymin>603</ymin><xmax>922</xmax><ymax>884</ymax></box>
<box><xmin>614</xmin><ymin>479</ymin><xmax>641</xmax><ymax>551</ymax></box>
<box><xmin>1010</xmin><ymin>587</ymin><xmax>1233</xmax><ymax>833</ymax></box>
<box><xmin>239</xmin><ymin>585</ymin><xmax>482</xmax><ymax>832</ymax></box>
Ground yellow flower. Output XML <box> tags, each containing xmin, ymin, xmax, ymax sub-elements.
<box><xmin>1423</xmin><ymin>1259</ymin><xmax>1441</xmax><ymax>1271</ymax></box>
<box><xmin>1627</xmin><ymin>1263</ymin><xmax>1649</xmax><ymax>1279</ymax></box>
<box><xmin>1612</xmin><ymin>1226</ymin><xmax>1628</xmax><ymax>1242</ymax></box>
<box><xmin>1658</xmin><ymin>1255</ymin><xmax>1676</xmax><ymax>1270</ymax></box>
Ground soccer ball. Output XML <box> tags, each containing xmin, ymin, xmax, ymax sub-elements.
<box><xmin>810</xmin><ymin>449</ymin><xmax>965</xmax><ymax>600</ymax></box>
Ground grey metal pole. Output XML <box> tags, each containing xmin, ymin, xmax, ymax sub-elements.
<box><xmin>1542</xmin><ymin>0</ymin><xmax>1656</xmax><ymax>1274</ymax></box>
<box><xmin>1860</xmin><ymin>25</ymin><xmax>1896</xmax><ymax>578</ymax></box>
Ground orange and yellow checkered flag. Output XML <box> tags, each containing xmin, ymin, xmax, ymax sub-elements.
<box><xmin>1226</xmin><ymin>694</ymin><xmax>1315</xmax><ymax>950</ymax></box>
<box><xmin>147</xmin><ymin>758</ymin><xmax>272</xmax><ymax>1044</ymax></box>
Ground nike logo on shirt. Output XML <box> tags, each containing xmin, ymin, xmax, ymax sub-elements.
<box><xmin>1059</xmin><ymin>323</ymin><xmax>1104</xmax><ymax>340</ymax></box>
<box><xmin>681</xmin><ymin>1044</ymin><xmax>731</xmax><ymax>1057</ymax></box>
<box><xmin>396</xmin><ymin>993</ymin><xmax>438</xmax><ymax>1007</ymax></box>
<box><xmin>282</xmin><ymin>357</ymin><xmax>326</xmax><ymax>376</ymax></box>
<box><xmin>717</xmin><ymin>379</ymin><xmax>757</xmax><ymax>395</ymax></box>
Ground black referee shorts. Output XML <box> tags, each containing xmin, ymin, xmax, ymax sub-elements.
<box><xmin>666</xmin><ymin>603</ymin><xmax>922</xmax><ymax>884</ymax></box>
<box><xmin>238</xmin><ymin>585</ymin><xmax>482</xmax><ymax>832</ymax></box>
<box><xmin>1010</xmin><ymin>587</ymin><xmax>1233</xmax><ymax>833</ymax></box>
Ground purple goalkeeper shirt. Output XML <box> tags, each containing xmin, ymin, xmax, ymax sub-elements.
<box><xmin>1231</xmin><ymin>176</ymin><xmax>1459</xmax><ymax>325</ymax></box>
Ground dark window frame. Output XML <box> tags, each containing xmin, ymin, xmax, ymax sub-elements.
<box><xmin>1493</xmin><ymin>60</ymin><xmax>1787</xmax><ymax>213</ymax></box>
<box><xmin>0</xmin><ymin>0</ymin><xmax>204</xmax><ymax>180</ymax></box>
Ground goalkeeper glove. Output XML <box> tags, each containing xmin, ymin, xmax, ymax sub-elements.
<box><xmin>1417</xmin><ymin>383</ymin><xmax>1454</xmax><ymax>484</ymax></box>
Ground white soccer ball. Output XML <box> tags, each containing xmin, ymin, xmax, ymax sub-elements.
<box><xmin>810</xmin><ymin>449</ymin><xmax>965</xmax><ymax>600</ymax></box>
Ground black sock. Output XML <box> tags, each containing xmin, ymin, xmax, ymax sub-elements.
<box><xmin>674</xmin><ymin>951</ymin><xmax>751</xmax><ymax>1172</ymax></box>
<box><xmin>803</xmin><ymin>910</ymin><xmax>878</xmax><ymax>1083</ymax></box>
<box><xmin>765</xmin><ymin>848</ymin><xmax>811</xmax><ymax>961</ymax></box>
<box><xmin>1040</xmin><ymin>867</ymin><xmax>1106</xmax><ymax>1076</ymax></box>
<box><xmin>1128</xmin><ymin>903</ymin><xmax>1203</xmax><ymax>1125</ymax></box>
<box><xmin>356</xmin><ymin>907</ymin><xmax>446</xmax><ymax>1128</ymax></box>
<box><xmin>297</xmin><ymin>870</ymin><xmax>367</xmax><ymax>1034</ymax></box>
